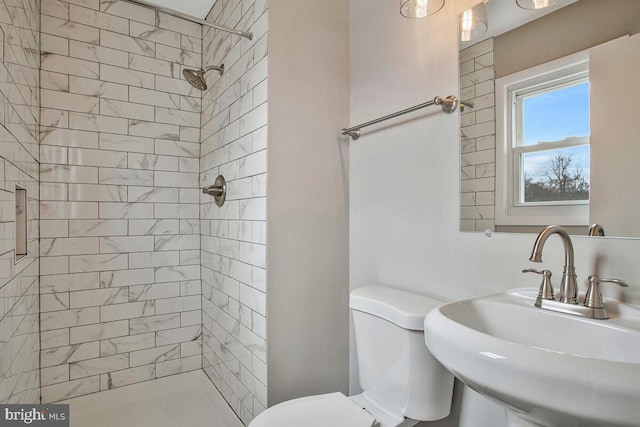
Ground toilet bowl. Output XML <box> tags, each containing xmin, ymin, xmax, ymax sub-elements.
<box><xmin>248</xmin><ymin>286</ymin><xmax>454</xmax><ymax>427</ymax></box>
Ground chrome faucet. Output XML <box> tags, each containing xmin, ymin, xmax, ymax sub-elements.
<box><xmin>529</xmin><ymin>225</ymin><xmax>578</xmax><ymax>304</ymax></box>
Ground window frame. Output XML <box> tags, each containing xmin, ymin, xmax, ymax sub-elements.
<box><xmin>495</xmin><ymin>51</ymin><xmax>590</xmax><ymax>227</ymax></box>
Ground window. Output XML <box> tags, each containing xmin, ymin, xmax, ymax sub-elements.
<box><xmin>495</xmin><ymin>51</ymin><xmax>590</xmax><ymax>226</ymax></box>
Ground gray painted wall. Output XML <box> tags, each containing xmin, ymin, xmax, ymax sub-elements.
<box><xmin>267</xmin><ymin>0</ymin><xmax>350</xmax><ymax>407</ymax></box>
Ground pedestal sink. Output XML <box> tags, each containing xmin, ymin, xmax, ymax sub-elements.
<box><xmin>424</xmin><ymin>289</ymin><xmax>640</xmax><ymax>427</ymax></box>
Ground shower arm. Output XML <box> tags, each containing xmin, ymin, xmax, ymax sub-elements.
<box><xmin>204</xmin><ymin>65</ymin><xmax>225</xmax><ymax>75</ymax></box>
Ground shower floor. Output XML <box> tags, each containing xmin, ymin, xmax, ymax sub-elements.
<box><xmin>61</xmin><ymin>370</ymin><xmax>244</xmax><ymax>427</ymax></box>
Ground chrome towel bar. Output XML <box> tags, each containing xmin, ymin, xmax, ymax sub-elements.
<box><xmin>341</xmin><ymin>95</ymin><xmax>459</xmax><ymax>140</ymax></box>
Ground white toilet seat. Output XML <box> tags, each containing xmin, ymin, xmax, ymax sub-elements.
<box><xmin>248</xmin><ymin>392</ymin><xmax>375</xmax><ymax>427</ymax></box>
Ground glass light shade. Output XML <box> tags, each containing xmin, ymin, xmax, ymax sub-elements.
<box><xmin>400</xmin><ymin>0</ymin><xmax>445</xmax><ymax>19</ymax></box>
<box><xmin>459</xmin><ymin>3</ymin><xmax>488</xmax><ymax>42</ymax></box>
<box><xmin>516</xmin><ymin>0</ymin><xmax>560</xmax><ymax>10</ymax></box>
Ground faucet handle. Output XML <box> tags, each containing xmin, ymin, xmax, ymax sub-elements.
<box><xmin>522</xmin><ymin>268</ymin><xmax>555</xmax><ymax>302</ymax></box>
<box><xmin>584</xmin><ymin>275</ymin><xmax>629</xmax><ymax>310</ymax></box>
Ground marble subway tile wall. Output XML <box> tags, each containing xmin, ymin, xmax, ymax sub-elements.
<box><xmin>460</xmin><ymin>38</ymin><xmax>496</xmax><ymax>233</ymax></box>
<box><xmin>0</xmin><ymin>0</ymin><xmax>41</xmax><ymax>405</ymax></box>
<box><xmin>39</xmin><ymin>0</ymin><xmax>203</xmax><ymax>403</ymax></box>
<box><xmin>200</xmin><ymin>0</ymin><xmax>268</xmax><ymax>423</ymax></box>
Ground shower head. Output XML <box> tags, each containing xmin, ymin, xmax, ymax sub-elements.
<box><xmin>182</xmin><ymin>64</ymin><xmax>225</xmax><ymax>90</ymax></box>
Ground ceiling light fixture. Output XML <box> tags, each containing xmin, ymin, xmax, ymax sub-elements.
<box><xmin>459</xmin><ymin>1</ymin><xmax>488</xmax><ymax>42</ymax></box>
<box><xmin>516</xmin><ymin>0</ymin><xmax>560</xmax><ymax>10</ymax></box>
<box><xmin>400</xmin><ymin>0</ymin><xmax>445</xmax><ymax>19</ymax></box>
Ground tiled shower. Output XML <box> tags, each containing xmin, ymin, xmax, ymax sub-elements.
<box><xmin>0</xmin><ymin>0</ymin><xmax>268</xmax><ymax>424</ymax></box>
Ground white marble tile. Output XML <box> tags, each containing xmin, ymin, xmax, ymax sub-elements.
<box><xmin>41</xmin><ymin>89</ymin><xmax>99</xmax><ymax>114</ymax></box>
<box><xmin>41</xmin><ymin>329</ymin><xmax>71</xmax><ymax>350</ymax></box>
<box><xmin>100</xmin><ymin>269</ymin><xmax>155</xmax><ymax>288</ymax></box>
<box><xmin>156</xmin><ymin>354</ymin><xmax>201</xmax><ymax>378</ymax></box>
<box><xmin>42</xmin><ymin>0</ymin><xmax>69</xmax><ymax>19</ymax></box>
<box><xmin>41</xmin><ymin>365</ymin><xmax>70</xmax><ymax>387</ymax></box>
<box><xmin>130</xmin><ymin>21</ymin><xmax>181</xmax><ymax>48</ymax></box>
<box><xmin>100</xmin><ymin>333</ymin><xmax>155</xmax><ymax>356</ymax></box>
<box><xmin>129</xmin><ymin>87</ymin><xmax>180</xmax><ymax>108</ymax></box>
<box><xmin>129</xmin><ymin>282</ymin><xmax>180</xmax><ymax>301</ymax></box>
<box><xmin>100</xmin><ymin>365</ymin><xmax>155</xmax><ymax>390</ymax></box>
<box><xmin>127</xmin><ymin>153</ymin><xmax>178</xmax><ymax>171</ymax></box>
<box><xmin>41</xmin><ymin>342</ymin><xmax>100</xmax><ymax>368</ymax></box>
<box><xmin>128</xmin><ymin>251</ymin><xmax>179</xmax><ymax>269</ymax></box>
<box><xmin>127</xmin><ymin>187</ymin><xmax>178</xmax><ymax>203</ymax></box>
<box><xmin>68</xmin><ymin>253</ymin><xmax>128</xmax><ymax>273</ymax></box>
<box><xmin>129</xmin><ymin>343</ymin><xmax>180</xmax><ymax>367</ymax></box>
<box><xmin>69</xmin><ymin>219</ymin><xmax>127</xmax><ymax>236</ymax></box>
<box><xmin>99</xmin><ymin>236</ymin><xmax>154</xmax><ymax>253</ymax></box>
<box><xmin>99</xmin><ymin>169</ymin><xmax>153</xmax><ymax>186</ymax></box>
<box><xmin>69</xmin><ymin>76</ymin><xmax>128</xmax><ymax>101</ymax></box>
<box><xmin>70</xmin><ymin>5</ymin><xmax>129</xmax><ymax>34</ymax></box>
<box><xmin>41</xmin><ymin>128</ymin><xmax>99</xmax><ymax>149</ymax></box>
<box><xmin>155</xmin><ymin>139</ymin><xmax>199</xmax><ymax>157</ymax></box>
<box><xmin>156</xmin><ymin>325</ymin><xmax>200</xmax><ymax>346</ymax></box>
<box><xmin>129</xmin><ymin>313</ymin><xmax>180</xmax><ymax>335</ymax></box>
<box><xmin>41</xmin><ymin>237</ymin><xmax>100</xmax><ymax>257</ymax></box>
<box><xmin>128</xmin><ymin>219</ymin><xmax>180</xmax><ymax>235</ymax></box>
<box><xmin>99</xmin><ymin>64</ymin><xmax>154</xmax><ymax>89</ymax></box>
<box><xmin>99</xmin><ymin>1</ymin><xmax>156</xmax><ymax>25</ymax></box>
<box><xmin>69</xmin><ymin>288</ymin><xmax>128</xmax><ymax>309</ymax></box>
<box><xmin>100</xmin><ymin>30</ymin><xmax>155</xmax><ymax>57</ymax></box>
<box><xmin>41</xmin><ymin>308</ymin><xmax>100</xmax><ymax>332</ymax></box>
<box><xmin>42</xmin><ymin>53</ymin><xmax>100</xmax><ymax>79</ymax></box>
<box><xmin>41</xmin><ymin>272</ymin><xmax>100</xmax><ymax>294</ymax></box>
<box><xmin>99</xmin><ymin>133</ymin><xmax>154</xmax><ymax>154</ymax></box>
<box><xmin>68</xmin><ymin>184</ymin><xmax>127</xmax><ymax>203</ymax></box>
<box><xmin>42</xmin><ymin>34</ymin><xmax>69</xmax><ymax>56</ymax></box>
<box><xmin>41</xmin><ymin>376</ymin><xmax>100</xmax><ymax>404</ymax></box>
<box><xmin>70</xmin><ymin>354</ymin><xmax>129</xmax><ymax>379</ymax></box>
<box><xmin>42</xmin><ymin>15</ymin><xmax>100</xmax><ymax>44</ymax></box>
<box><xmin>100</xmin><ymin>300</ymin><xmax>154</xmax><ymax>322</ymax></box>
<box><xmin>41</xmin><ymin>293</ymin><xmax>70</xmax><ymax>312</ymax></box>
<box><xmin>41</xmin><ymin>256</ymin><xmax>70</xmax><ymax>275</ymax></box>
<box><xmin>70</xmin><ymin>40</ymin><xmax>129</xmax><ymax>67</ymax></box>
<box><xmin>70</xmin><ymin>319</ymin><xmax>129</xmax><ymax>344</ymax></box>
<box><xmin>129</xmin><ymin>120</ymin><xmax>180</xmax><ymax>140</ymax></box>
<box><xmin>155</xmin><ymin>294</ymin><xmax>200</xmax><ymax>314</ymax></box>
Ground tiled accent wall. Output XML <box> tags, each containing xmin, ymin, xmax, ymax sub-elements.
<box><xmin>460</xmin><ymin>38</ymin><xmax>496</xmax><ymax>233</ymax></box>
<box><xmin>0</xmin><ymin>0</ymin><xmax>40</xmax><ymax>405</ymax></box>
<box><xmin>200</xmin><ymin>0</ymin><xmax>268</xmax><ymax>424</ymax></box>
<box><xmin>39</xmin><ymin>0</ymin><xmax>203</xmax><ymax>403</ymax></box>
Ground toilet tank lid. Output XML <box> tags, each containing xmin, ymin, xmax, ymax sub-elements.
<box><xmin>349</xmin><ymin>286</ymin><xmax>443</xmax><ymax>331</ymax></box>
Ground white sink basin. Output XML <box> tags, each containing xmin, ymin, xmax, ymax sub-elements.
<box><xmin>424</xmin><ymin>289</ymin><xmax>640</xmax><ymax>427</ymax></box>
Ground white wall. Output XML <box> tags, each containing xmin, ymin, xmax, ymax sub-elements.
<box><xmin>267</xmin><ymin>0</ymin><xmax>350</xmax><ymax>409</ymax></box>
<box><xmin>349</xmin><ymin>0</ymin><xmax>640</xmax><ymax>424</ymax></box>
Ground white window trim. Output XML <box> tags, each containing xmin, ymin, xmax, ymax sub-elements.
<box><xmin>495</xmin><ymin>50</ymin><xmax>590</xmax><ymax>227</ymax></box>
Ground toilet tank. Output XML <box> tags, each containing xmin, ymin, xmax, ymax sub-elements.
<box><xmin>350</xmin><ymin>286</ymin><xmax>454</xmax><ymax>421</ymax></box>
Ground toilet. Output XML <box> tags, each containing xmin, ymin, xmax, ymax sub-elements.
<box><xmin>249</xmin><ymin>285</ymin><xmax>454</xmax><ymax>427</ymax></box>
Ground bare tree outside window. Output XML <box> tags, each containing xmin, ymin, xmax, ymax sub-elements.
<box><xmin>524</xmin><ymin>153</ymin><xmax>589</xmax><ymax>202</ymax></box>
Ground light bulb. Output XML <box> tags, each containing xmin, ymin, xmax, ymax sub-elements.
<box><xmin>459</xmin><ymin>3</ymin><xmax>487</xmax><ymax>42</ymax></box>
<box><xmin>460</xmin><ymin>8</ymin><xmax>476</xmax><ymax>32</ymax></box>
<box><xmin>412</xmin><ymin>0</ymin><xmax>429</xmax><ymax>18</ymax></box>
<box><xmin>533</xmin><ymin>0</ymin><xmax>551</xmax><ymax>8</ymax></box>
<box><xmin>400</xmin><ymin>0</ymin><xmax>444</xmax><ymax>19</ymax></box>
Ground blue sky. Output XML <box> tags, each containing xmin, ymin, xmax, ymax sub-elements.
<box><xmin>522</xmin><ymin>81</ymin><xmax>590</xmax><ymax>182</ymax></box>
<box><xmin>523</xmin><ymin>81</ymin><xmax>590</xmax><ymax>146</ymax></box>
